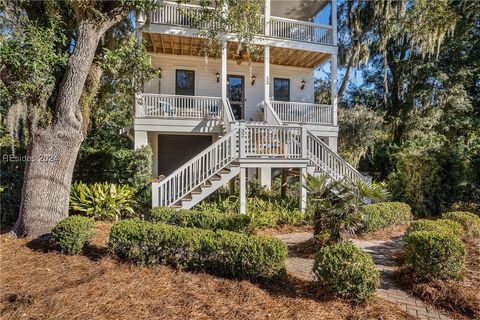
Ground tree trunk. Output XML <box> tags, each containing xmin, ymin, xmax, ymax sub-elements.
<box><xmin>13</xmin><ymin>21</ymin><xmax>103</xmax><ymax>237</ymax></box>
<box><xmin>13</xmin><ymin>126</ymin><xmax>83</xmax><ymax>237</ymax></box>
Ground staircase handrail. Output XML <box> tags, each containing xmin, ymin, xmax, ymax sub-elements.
<box><xmin>306</xmin><ymin>131</ymin><xmax>369</xmax><ymax>184</ymax></box>
<box><xmin>264</xmin><ymin>101</ymin><xmax>283</xmax><ymax>125</ymax></box>
<box><xmin>156</xmin><ymin>128</ymin><xmax>239</xmax><ymax>206</ymax></box>
<box><xmin>221</xmin><ymin>98</ymin><xmax>237</xmax><ymax>132</ymax></box>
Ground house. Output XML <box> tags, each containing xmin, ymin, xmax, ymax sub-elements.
<box><xmin>130</xmin><ymin>0</ymin><xmax>368</xmax><ymax>214</ymax></box>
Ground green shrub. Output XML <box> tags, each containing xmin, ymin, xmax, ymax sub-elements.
<box><xmin>360</xmin><ymin>202</ymin><xmax>413</xmax><ymax>233</ymax></box>
<box><xmin>442</xmin><ymin>211</ymin><xmax>480</xmax><ymax>238</ymax></box>
<box><xmin>447</xmin><ymin>202</ymin><xmax>480</xmax><ymax>216</ymax></box>
<box><xmin>51</xmin><ymin>216</ymin><xmax>95</xmax><ymax>254</ymax></box>
<box><xmin>405</xmin><ymin>230</ymin><xmax>465</xmax><ymax>280</ymax></box>
<box><xmin>146</xmin><ymin>207</ymin><xmax>253</xmax><ymax>233</ymax></box>
<box><xmin>407</xmin><ymin>219</ymin><xmax>465</xmax><ymax>239</ymax></box>
<box><xmin>70</xmin><ymin>182</ymin><xmax>136</xmax><ymax>221</ymax></box>
<box><xmin>313</xmin><ymin>242</ymin><xmax>380</xmax><ymax>303</ymax></box>
<box><xmin>108</xmin><ymin>219</ymin><xmax>287</xmax><ymax>280</ymax></box>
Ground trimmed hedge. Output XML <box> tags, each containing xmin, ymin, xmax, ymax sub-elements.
<box><xmin>360</xmin><ymin>202</ymin><xmax>413</xmax><ymax>233</ymax></box>
<box><xmin>108</xmin><ymin>219</ymin><xmax>287</xmax><ymax>280</ymax></box>
<box><xmin>442</xmin><ymin>211</ymin><xmax>480</xmax><ymax>238</ymax></box>
<box><xmin>145</xmin><ymin>206</ymin><xmax>253</xmax><ymax>233</ymax></box>
<box><xmin>407</xmin><ymin>219</ymin><xmax>465</xmax><ymax>239</ymax></box>
<box><xmin>313</xmin><ymin>242</ymin><xmax>380</xmax><ymax>303</ymax></box>
<box><xmin>405</xmin><ymin>230</ymin><xmax>465</xmax><ymax>280</ymax></box>
<box><xmin>51</xmin><ymin>216</ymin><xmax>95</xmax><ymax>254</ymax></box>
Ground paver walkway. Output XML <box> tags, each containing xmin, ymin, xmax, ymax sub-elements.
<box><xmin>274</xmin><ymin>232</ymin><xmax>451</xmax><ymax>320</ymax></box>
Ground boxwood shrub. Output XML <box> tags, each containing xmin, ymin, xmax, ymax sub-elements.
<box><xmin>405</xmin><ymin>230</ymin><xmax>465</xmax><ymax>280</ymax></box>
<box><xmin>51</xmin><ymin>216</ymin><xmax>95</xmax><ymax>254</ymax></box>
<box><xmin>313</xmin><ymin>242</ymin><xmax>380</xmax><ymax>303</ymax></box>
<box><xmin>145</xmin><ymin>206</ymin><xmax>253</xmax><ymax>233</ymax></box>
<box><xmin>407</xmin><ymin>219</ymin><xmax>465</xmax><ymax>239</ymax></box>
<box><xmin>108</xmin><ymin>219</ymin><xmax>287</xmax><ymax>280</ymax></box>
<box><xmin>442</xmin><ymin>211</ymin><xmax>480</xmax><ymax>238</ymax></box>
<box><xmin>360</xmin><ymin>201</ymin><xmax>413</xmax><ymax>233</ymax></box>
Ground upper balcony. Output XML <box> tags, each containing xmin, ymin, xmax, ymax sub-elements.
<box><xmin>145</xmin><ymin>1</ymin><xmax>336</xmax><ymax>50</ymax></box>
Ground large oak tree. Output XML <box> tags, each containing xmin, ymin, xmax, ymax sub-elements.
<box><xmin>1</xmin><ymin>0</ymin><xmax>158</xmax><ymax>237</ymax></box>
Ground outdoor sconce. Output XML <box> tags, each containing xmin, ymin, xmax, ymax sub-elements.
<box><xmin>251</xmin><ymin>75</ymin><xmax>256</xmax><ymax>86</ymax></box>
<box><xmin>300</xmin><ymin>79</ymin><xmax>306</xmax><ymax>90</ymax></box>
<box><xmin>158</xmin><ymin>67</ymin><xmax>162</xmax><ymax>79</ymax></box>
<box><xmin>216</xmin><ymin>72</ymin><xmax>220</xmax><ymax>83</ymax></box>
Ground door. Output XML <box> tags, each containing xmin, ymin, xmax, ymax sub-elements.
<box><xmin>227</xmin><ymin>75</ymin><xmax>245</xmax><ymax>120</ymax></box>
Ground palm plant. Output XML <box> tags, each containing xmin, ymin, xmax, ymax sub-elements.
<box><xmin>305</xmin><ymin>175</ymin><xmax>388</xmax><ymax>243</ymax></box>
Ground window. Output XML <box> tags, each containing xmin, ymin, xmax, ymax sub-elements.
<box><xmin>274</xmin><ymin>78</ymin><xmax>290</xmax><ymax>101</ymax></box>
<box><xmin>175</xmin><ymin>69</ymin><xmax>195</xmax><ymax>95</ymax></box>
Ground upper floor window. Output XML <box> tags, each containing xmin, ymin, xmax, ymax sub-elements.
<box><xmin>274</xmin><ymin>78</ymin><xmax>290</xmax><ymax>101</ymax></box>
<box><xmin>176</xmin><ymin>69</ymin><xmax>195</xmax><ymax>95</ymax></box>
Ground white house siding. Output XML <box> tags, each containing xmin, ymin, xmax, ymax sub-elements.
<box><xmin>144</xmin><ymin>53</ymin><xmax>315</xmax><ymax>121</ymax></box>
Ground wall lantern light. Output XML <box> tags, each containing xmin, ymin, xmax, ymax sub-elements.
<box><xmin>251</xmin><ymin>75</ymin><xmax>256</xmax><ymax>86</ymax></box>
<box><xmin>216</xmin><ymin>72</ymin><xmax>220</xmax><ymax>83</ymax></box>
<box><xmin>158</xmin><ymin>67</ymin><xmax>162</xmax><ymax>79</ymax></box>
<box><xmin>300</xmin><ymin>79</ymin><xmax>306</xmax><ymax>90</ymax></box>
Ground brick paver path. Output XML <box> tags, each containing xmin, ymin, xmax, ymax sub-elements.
<box><xmin>274</xmin><ymin>232</ymin><xmax>451</xmax><ymax>320</ymax></box>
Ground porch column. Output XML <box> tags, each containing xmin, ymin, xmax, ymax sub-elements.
<box><xmin>264</xmin><ymin>0</ymin><xmax>271</xmax><ymax>105</ymax></box>
<box><xmin>221</xmin><ymin>38</ymin><xmax>228</xmax><ymax>102</ymax></box>
<box><xmin>331</xmin><ymin>0</ymin><xmax>337</xmax><ymax>46</ymax></box>
<box><xmin>300</xmin><ymin>167</ymin><xmax>308</xmax><ymax>213</ymax></box>
<box><xmin>327</xmin><ymin>136</ymin><xmax>338</xmax><ymax>153</ymax></box>
<box><xmin>259</xmin><ymin>167</ymin><xmax>271</xmax><ymax>189</ymax></box>
<box><xmin>134</xmin><ymin>130</ymin><xmax>148</xmax><ymax>149</ymax></box>
<box><xmin>331</xmin><ymin>54</ymin><xmax>338</xmax><ymax>126</ymax></box>
<box><xmin>239</xmin><ymin>167</ymin><xmax>247</xmax><ymax>214</ymax></box>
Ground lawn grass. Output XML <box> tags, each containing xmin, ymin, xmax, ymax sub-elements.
<box><xmin>0</xmin><ymin>222</ymin><xmax>413</xmax><ymax>320</ymax></box>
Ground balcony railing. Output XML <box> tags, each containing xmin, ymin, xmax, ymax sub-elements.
<box><xmin>150</xmin><ymin>2</ymin><xmax>334</xmax><ymax>46</ymax></box>
<box><xmin>269</xmin><ymin>17</ymin><xmax>333</xmax><ymax>45</ymax></box>
<box><xmin>136</xmin><ymin>94</ymin><xmax>223</xmax><ymax>119</ymax></box>
<box><xmin>271</xmin><ymin>101</ymin><xmax>334</xmax><ymax>125</ymax></box>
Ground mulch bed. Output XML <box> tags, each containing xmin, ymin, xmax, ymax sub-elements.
<box><xmin>353</xmin><ymin>225</ymin><xmax>409</xmax><ymax>241</ymax></box>
<box><xmin>0</xmin><ymin>222</ymin><xmax>413</xmax><ymax>320</ymax></box>
<box><xmin>395</xmin><ymin>238</ymin><xmax>480</xmax><ymax>320</ymax></box>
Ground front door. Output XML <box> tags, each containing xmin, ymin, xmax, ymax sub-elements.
<box><xmin>227</xmin><ymin>75</ymin><xmax>245</xmax><ymax>120</ymax></box>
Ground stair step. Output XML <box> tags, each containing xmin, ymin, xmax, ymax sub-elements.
<box><xmin>209</xmin><ymin>174</ymin><xmax>222</xmax><ymax>181</ymax></box>
<box><xmin>191</xmin><ymin>187</ymin><xmax>203</xmax><ymax>194</ymax></box>
<box><xmin>219</xmin><ymin>168</ymin><xmax>231</xmax><ymax>174</ymax></box>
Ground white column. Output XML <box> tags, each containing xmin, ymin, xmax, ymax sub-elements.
<box><xmin>259</xmin><ymin>167</ymin><xmax>271</xmax><ymax>189</ymax></box>
<box><xmin>239</xmin><ymin>167</ymin><xmax>247</xmax><ymax>214</ymax></box>
<box><xmin>264</xmin><ymin>46</ymin><xmax>270</xmax><ymax>105</ymax></box>
<box><xmin>331</xmin><ymin>54</ymin><xmax>338</xmax><ymax>126</ymax></box>
<box><xmin>149</xmin><ymin>132</ymin><xmax>159</xmax><ymax>177</ymax></box>
<box><xmin>300</xmin><ymin>167</ymin><xmax>308</xmax><ymax>213</ymax></box>
<box><xmin>152</xmin><ymin>181</ymin><xmax>159</xmax><ymax>207</ymax></box>
<box><xmin>221</xmin><ymin>38</ymin><xmax>228</xmax><ymax>101</ymax></box>
<box><xmin>327</xmin><ymin>136</ymin><xmax>338</xmax><ymax>152</ymax></box>
<box><xmin>331</xmin><ymin>0</ymin><xmax>338</xmax><ymax>46</ymax></box>
<box><xmin>134</xmin><ymin>130</ymin><xmax>148</xmax><ymax>149</ymax></box>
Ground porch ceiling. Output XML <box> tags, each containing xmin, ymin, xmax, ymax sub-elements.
<box><xmin>144</xmin><ymin>33</ymin><xmax>329</xmax><ymax>68</ymax></box>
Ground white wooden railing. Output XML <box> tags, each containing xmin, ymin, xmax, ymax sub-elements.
<box><xmin>157</xmin><ymin>128</ymin><xmax>239</xmax><ymax>207</ymax></box>
<box><xmin>151</xmin><ymin>1</ymin><xmax>219</xmax><ymax>29</ymax></box>
<box><xmin>242</xmin><ymin>124</ymin><xmax>303</xmax><ymax>158</ymax></box>
<box><xmin>271</xmin><ymin>101</ymin><xmax>333</xmax><ymax>125</ymax></box>
<box><xmin>153</xmin><ymin>121</ymin><xmax>368</xmax><ymax>207</ymax></box>
<box><xmin>306</xmin><ymin>132</ymin><xmax>369</xmax><ymax>184</ymax></box>
<box><xmin>269</xmin><ymin>17</ymin><xmax>333</xmax><ymax>45</ymax></box>
<box><xmin>149</xmin><ymin>2</ymin><xmax>334</xmax><ymax>46</ymax></box>
<box><xmin>136</xmin><ymin>94</ymin><xmax>222</xmax><ymax>119</ymax></box>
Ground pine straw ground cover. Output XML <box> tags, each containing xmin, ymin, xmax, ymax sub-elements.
<box><xmin>0</xmin><ymin>222</ymin><xmax>413</xmax><ymax>320</ymax></box>
<box><xmin>396</xmin><ymin>238</ymin><xmax>480</xmax><ymax>320</ymax></box>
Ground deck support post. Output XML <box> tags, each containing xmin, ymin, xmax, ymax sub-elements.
<box><xmin>239</xmin><ymin>167</ymin><xmax>247</xmax><ymax>214</ymax></box>
<box><xmin>259</xmin><ymin>167</ymin><xmax>271</xmax><ymax>189</ymax></box>
<box><xmin>331</xmin><ymin>54</ymin><xmax>338</xmax><ymax>126</ymax></box>
<box><xmin>221</xmin><ymin>38</ymin><xmax>228</xmax><ymax>102</ymax></box>
<box><xmin>300</xmin><ymin>167</ymin><xmax>307</xmax><ymax>213</ymax></box>
<box><xmin>152</xmin><ymin>181</ymin><xmax>159</xmax><ymax>207</ymax></box>
<box><xmin>134</xmin><ymin>130</ymin><xmax>148</xmax><ymax>149</ymax></box>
